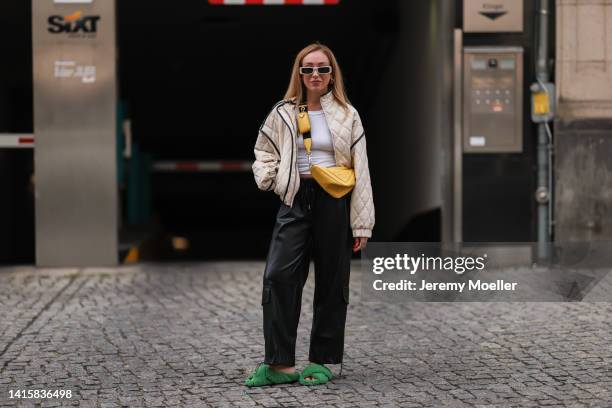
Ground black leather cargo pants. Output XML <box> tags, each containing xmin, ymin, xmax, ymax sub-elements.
<box><xmin>262</xmin><ymin>178</ymin><xmax>352</xmax><ymax>366</ymax></box>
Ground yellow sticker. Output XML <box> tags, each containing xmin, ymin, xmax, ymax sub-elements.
<box><xmin>533</xmin><ymin>92</ymin><xmax>550</xmax><ymax>115</ymax></box>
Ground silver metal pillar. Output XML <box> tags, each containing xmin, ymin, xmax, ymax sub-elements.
<box><xmin>32</xmin><ymin>0</ymin><xmax>118</xmax><ymax>266</ymax></box>
<box><xmin>438</xmin><ymin>0</ymin><xmax>459</xmax><ymax>244</ymax></box>
<box><xmin>535</xmin><ymin>0</ymin><xmax>551</xmax><ymax>261</ymax></box>
<box><xmin>452</xmin><ymin>28</ymin><xmax>463</xmax><ymax>243</ymax></box>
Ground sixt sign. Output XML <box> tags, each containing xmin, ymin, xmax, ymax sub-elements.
<box><xmin>48</xmin><ymin>11</ymin><xmax>100</xmax><ymax>35</ymax></box>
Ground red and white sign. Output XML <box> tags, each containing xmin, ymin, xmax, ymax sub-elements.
<box><xmin>0</xmin><ymin>134</ymin><xmax>35</xmax><ymax>148</ymax></box>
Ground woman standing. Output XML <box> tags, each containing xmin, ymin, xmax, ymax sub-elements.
<box><xmin>246</xmin><ymin>43</ymin><xmax>374</xmax><ymax>387</ymax></box>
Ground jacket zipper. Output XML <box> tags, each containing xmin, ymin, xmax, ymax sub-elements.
<box><xmin>291</xmin><ymin>151</ymin><xmax>299</xmax><ymax>206</ymax></box>
<box><xmin>276</xmin><ymin>103</ymin><xmax>295</xmax><ymax>204</ymax></box>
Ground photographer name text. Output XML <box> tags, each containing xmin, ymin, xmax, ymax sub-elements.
<box><xmin>372</xmin><ymin>279</ymin><xmax>517</xmax><ymax>292</ymax></box>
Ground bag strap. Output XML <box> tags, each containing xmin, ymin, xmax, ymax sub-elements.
<box><xmin>298</xmin><ymin>104</ymin><xmax>312</xmax><ymax>166</ymax></box>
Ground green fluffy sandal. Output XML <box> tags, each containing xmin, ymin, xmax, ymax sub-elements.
<box><xmin>244</xmin><ymin>364</ymin><xmax>300</xmax><ymax>387</ymax></box>
<box><xmin>299</xmin><ymin>363</ymin><xmax>333</xmax><ymax>386</ymax></box>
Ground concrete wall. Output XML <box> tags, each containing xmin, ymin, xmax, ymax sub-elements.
<box><xmin>555</xmin><ymin>0</ymin><xmax>612</xmax><ymax>242</ymax></box>
<box><xmin>556</xmin><ymin>0</ymin><xmax>612</xmax><ymax>119</ymax></box>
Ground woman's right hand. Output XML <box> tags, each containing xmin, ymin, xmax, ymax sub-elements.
<box><xmin>352</xmin><ymin>237</ymin><xmax>368</xmax><ymax>252</ymax></box>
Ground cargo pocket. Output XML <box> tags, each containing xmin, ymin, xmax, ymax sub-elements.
<box><xmin>262</xmin><ymin>286</ymin><xmax>271</xmax><ymax>306</ymax></box>
<box><xmin>342</xmin><ymin>287</ymin><xmax>350</xmax><ymax>305</ymax></box>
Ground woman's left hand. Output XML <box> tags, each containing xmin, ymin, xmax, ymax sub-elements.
<box><xmin>352</xmin><ymin>237</ymin><xmax>369</xmax><ymax>252</ymax></box>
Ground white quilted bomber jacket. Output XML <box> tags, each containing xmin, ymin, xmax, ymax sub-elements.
<box><xmin>252</xmin><ymin>90</ymin><xmax>375</xmax><ymax>238</ymax></box>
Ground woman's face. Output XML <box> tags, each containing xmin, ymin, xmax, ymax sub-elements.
<box><xmin>301</xmin><ymin>50</ymin><xmax>332</xmax><ymax>95</ymax></box>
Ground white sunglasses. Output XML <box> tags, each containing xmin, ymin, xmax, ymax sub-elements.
<box><xmin>299</xmin><ymin>66</ymin><xmax>332</xmax><ymax>75</ymax></box>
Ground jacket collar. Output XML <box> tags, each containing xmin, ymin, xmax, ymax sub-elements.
<box><xmin>320</xmin><ymin>89</ymin><xmax>334</xmax><ymax>108</ymax></box>
<box><xmin>281</xmin><ymin>89</ymin><xmax>335</xmax><ymax>115</ymax></box>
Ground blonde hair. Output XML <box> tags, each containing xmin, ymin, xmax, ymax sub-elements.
<box><xmin>283</xmin><ymin>43</ymin><xmax>350</xmax><ymax>110</ymax></box>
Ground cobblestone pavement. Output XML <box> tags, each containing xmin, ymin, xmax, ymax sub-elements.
<box><xmin>1</xmin><ymin>262</ymin><xmax>611</xmax><ymax>407</ymax></box>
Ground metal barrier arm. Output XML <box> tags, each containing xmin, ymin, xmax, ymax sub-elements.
<box><xmin>0</xmin><ymin>134</ymin><xmax>35</xmax><ymax>148</ymax></box>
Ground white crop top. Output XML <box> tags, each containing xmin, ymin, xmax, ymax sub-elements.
<box><xmin>296</xmin><ymin>110</ymin><xmax>336</xmax><ymax>175</ymax></box>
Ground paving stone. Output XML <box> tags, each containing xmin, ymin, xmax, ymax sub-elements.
<box><xmin>0</xmin><ymin>262</ymin><xmax>612</xmax><ymax>406</ymax></box>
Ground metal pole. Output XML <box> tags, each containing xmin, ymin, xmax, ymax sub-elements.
<box><xmin>536</xmin><ymin>0</ymin><xmax>551</xmax><ymax>261</ymax></box>
<box><xmin>453</xmin><ymin>29</ymin><xmax>463</xmax><ymax>243</ymax></box>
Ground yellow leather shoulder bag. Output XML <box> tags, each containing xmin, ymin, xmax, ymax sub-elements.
<box><xmin>298</xmin><ymin>104</ymin><xmax>355</xmax><ymax>199</ymax></box>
